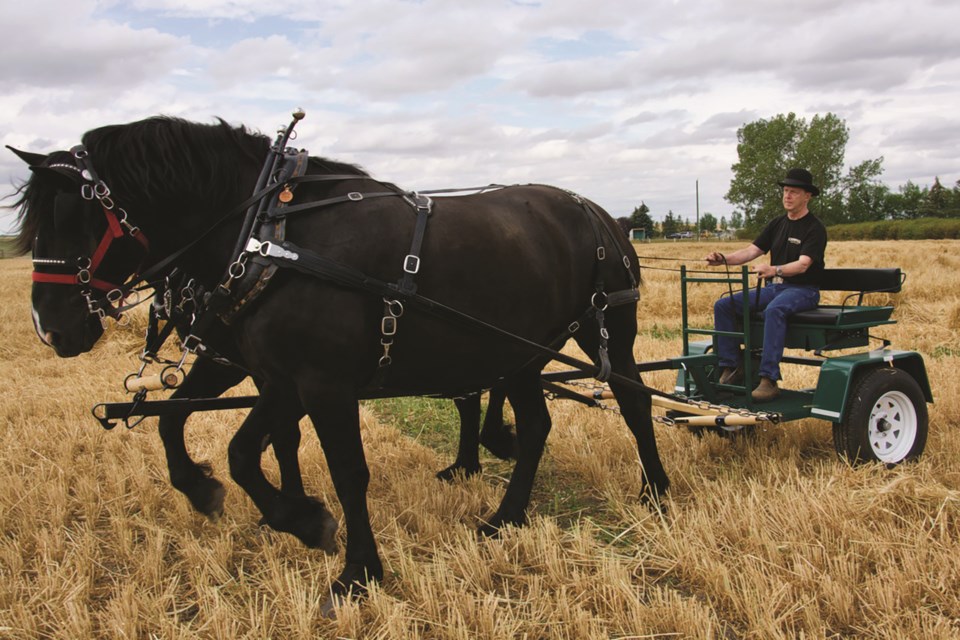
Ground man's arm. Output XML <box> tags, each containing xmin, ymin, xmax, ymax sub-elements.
<box><xmin>705</xmin><ymin>244</ymin><xmax>764</xmax><ymax>267</ymax></box>
<box><xmin>753</xmin><ymin>255</ymin><xmax>813</xmax><ymax>279</ymax></box>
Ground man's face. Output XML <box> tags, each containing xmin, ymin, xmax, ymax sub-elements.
<box><xmin>782</xmin><ymin>186</ymin><xmax>812</xmax><ymax>215</ymax></box>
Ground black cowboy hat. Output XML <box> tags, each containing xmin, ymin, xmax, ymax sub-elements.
<box><xmin>778</xmin><ymin>168</ymin><xmax>820</xmax><ymax>196</ymax></box>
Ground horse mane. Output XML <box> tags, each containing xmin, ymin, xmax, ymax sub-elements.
<box><xmin>7</xmin><ymin>115</ymin><xmax>369</xmax><ymax>255</ymax></box>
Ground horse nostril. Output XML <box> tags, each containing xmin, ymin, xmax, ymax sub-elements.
<box><xmin>44</xmin><ymin>331</ymin><xmax>58</xmax><ymax>347</ymax></box>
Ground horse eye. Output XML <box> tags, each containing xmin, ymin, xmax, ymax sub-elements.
<box><xmin>53</xmin><ymin>193</ymin><xmax>83</xmax><ymax>231</ymax></box>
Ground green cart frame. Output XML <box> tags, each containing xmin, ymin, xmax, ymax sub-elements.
<box><xmin>670</xmin><ymin>266</ymin><xmax>932</xmax><ymax>464</ymax></box>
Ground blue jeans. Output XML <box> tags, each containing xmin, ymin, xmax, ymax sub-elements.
<box><xmin>713</xmin><ymin>283</ymin><xmax>820</xmax><ymax>381</ymax></box>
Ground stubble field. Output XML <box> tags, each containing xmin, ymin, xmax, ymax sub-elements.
<box><xmin>1</xmin><ymin>240</ymin><xmax>958</xmax><ymax>639</ymax></box>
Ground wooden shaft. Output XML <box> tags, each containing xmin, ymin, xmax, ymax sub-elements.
<box><xmin>556</xmin><ymin>388</ymin><xmax>766</xmax><ymax>425</ymax></box>
<box><xmin>124</xmin><ymin>372</ymin><xmax>181</xmax><ymax>393</ymax></box>
<box><xmin>670</xmin><ymin>414</ymin><xmax>760</xmax><ymax>427</ymax></box>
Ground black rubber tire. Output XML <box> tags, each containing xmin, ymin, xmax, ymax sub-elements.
<box><xmin>833</xmin><ymin>367</ymin><xmax>928</xmax><ymax>465</ymax></box>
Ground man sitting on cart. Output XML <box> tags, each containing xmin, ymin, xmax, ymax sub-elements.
<box><xmin>704</xmin><ymin>168</ymin><xmax>827</xmax><ymax>402</ymax></box>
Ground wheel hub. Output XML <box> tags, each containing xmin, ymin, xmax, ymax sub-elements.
<box><xmin>868</xmin><ymin>391</ymin><xmax>917</xmax><ymax>462</ymax></box>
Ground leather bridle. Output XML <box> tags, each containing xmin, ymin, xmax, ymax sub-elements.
<box><xmin>31</xmin><ymin>145</ymin><xmax>150</xmax><ymax>322</ymax></box>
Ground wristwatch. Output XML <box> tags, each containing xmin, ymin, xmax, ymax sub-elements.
<box><xmin>775</xmin><ymin>266</ymin><xmax>783</xmax><ymax>277</ymax></box>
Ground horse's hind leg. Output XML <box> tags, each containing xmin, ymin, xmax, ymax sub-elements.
<box><xmin>227</xmin><ymin>383</ymin><xmax>338</xmax><ymax>553</ymax></box>
<box><xmin>574</xmin><ymin>309</ymin><xmax>670</xmax><ymax>509</ymax></box>
<box><xmin>479</xmin><ymin>385</ymin><xmax>518</xmax><ymax>460</ymax></box>
<box><xmin>478</xmin><ymin>370</ymin><xmax>551</xmax><ymax>536</ymax></box>
<box><xmin>437</xmin><ymin>386</ymin><xmax>518</xmax><ymax>482</ymax></box>
<box><xmin>159</xmin><ymin>357</ymin><xmax>244</xmax><ymax>520</ymax></box>
<box><xmin>437</xmin><ymin>394</ymin><xmax>483</xmax><ymax>481</ymax></box>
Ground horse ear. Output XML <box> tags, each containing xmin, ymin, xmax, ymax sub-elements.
<box><xmin>6</xmin><ymin>145</ymin><xmax>48</xmax><ymax>168</ymax></box>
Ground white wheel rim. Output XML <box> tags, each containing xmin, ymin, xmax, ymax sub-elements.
<box><xmin>867</xmin><ymin>390</ymin><xmax>918</xmax><ymax>462</ymax></box>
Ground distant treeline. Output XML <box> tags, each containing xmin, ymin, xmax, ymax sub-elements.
<box><xmin>730</xmin><ymin>218</ymin><xmax>960</xmax><ymax>241</ymax></box>
<box><xmin>825</xmin><ymin>218</ymin><xmax>960</xmax><ymax>240</ymax></box>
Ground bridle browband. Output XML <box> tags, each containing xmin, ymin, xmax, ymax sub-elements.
<box><xmin>31</xmin><ymin>145</ymin><xmax>151</xmax><ymax>323</ymax></box>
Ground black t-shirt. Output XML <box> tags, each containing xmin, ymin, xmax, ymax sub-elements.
<box><xmin>753</xmin><ymin>212</ymin><xmax>827</xmax><ymax>286</ymax></box>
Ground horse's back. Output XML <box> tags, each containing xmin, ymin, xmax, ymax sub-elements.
<box><xmin>245</xmin><ymin>183</ymin><xmax>635</xmax><ymax>391</ymax></box>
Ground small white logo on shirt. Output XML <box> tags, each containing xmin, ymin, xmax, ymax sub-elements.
<box><xmin>788</xmin><ymin>237</ymin><xmax>801</xmax><ymax>245</ymax></box>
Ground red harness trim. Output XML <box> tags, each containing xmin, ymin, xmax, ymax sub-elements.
<box><xmin>32</xmin><ymin>206</ymin><xmax>150</xmax><ymax>293</ymax></box>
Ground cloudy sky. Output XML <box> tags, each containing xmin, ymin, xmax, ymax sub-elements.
<box><xmin>2</xmin><ymin>0</ymin><xmax>959</xmax><ymax>233</ymax></box>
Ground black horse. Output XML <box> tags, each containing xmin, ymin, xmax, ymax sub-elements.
<box><xmin>10</xmin><ymin>116</ymin><xmax>668</xmax><ymax>612</ymax></box>
<box><xmin>145</xmin><ymin>305</ymin><xmax>513</xmax><ymax>550</ymax></box>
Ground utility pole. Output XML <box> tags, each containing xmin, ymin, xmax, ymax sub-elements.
<box><xmin>696</xmin><ymin>180</ymin><xmax>700</xmax><ymax>242</ymax></box>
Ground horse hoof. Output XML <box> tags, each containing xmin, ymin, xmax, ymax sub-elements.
<box><xmin>480</xmin><ymin>425</ymin><xmax>518</xmax><ymax>460</ymax></box>
<box><xmin>320</xmin><ymin>593</ymin><xmax>344</xmax><ymax>619</ymax></box>
<box><xmin>435</xmin><ymin>463</ymin><xmax>480</xmax><ymax>482</ymax></box>
<box><xmin>266</xmin><ymin>496</ymin><xmax>340</xmax><ymax>553</ymax></box>
<box><xmin>639</xmin><ymin>487</ymin><xmax>669</xmax><ymax>515</ymax></box>
<box><xmin>315</xmin><ymin>512</ymin><xmax>339</xmax><ymax>555</ymax></box>
<box><xmin>196</xmin><ymin>482</ymin><xmax>226</xmax><ymax>522</ymax></box>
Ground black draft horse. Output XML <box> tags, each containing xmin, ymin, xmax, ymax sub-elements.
<box><xmin>144</xmin><ymin>297</ymin><xmax>514</xmax><ymax>541</ymax></box>
<box><xmin>10</xmin><ymin>116</ymin><xmax>669</xmax><ymax>612</ymax></box>
<box><xmin>12</xmin><ymin>143</ymin><xmax>517</xmax><ymax>548</ymax></box>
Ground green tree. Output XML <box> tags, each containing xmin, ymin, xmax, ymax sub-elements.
<box><xmin>887</xmin><ymin>181</ymin><xmax>925</xmax><ymax>219</ymax></box>
<box><xmin>842</xmin><ymin>157</ymin><xmax>889</xmax><ymax>223</ymax></box>
<box><xmin>729</xmin><ymin>211</ymin><xmax>743</xmax><ymax>229</ymax></box>
<box><xmin>726</xmin><ymin>112</ymin><xmax>850</xmax><ymax>230</ymax></box>
<box><xmin>661</xmin><ymin>210</ymin><xmax>679</xmax><ymax>237</ymax></box>
<box><xmin>949</xmin><ymin>180</ymin><xmax>960</xmax><ymax>218</ymax></box>
<box><xmin>920</xmin><ymin>177</ymin><xmax>948</xmax><ymax>217</ymax></box>
<box><xmin>629</xmin><ymin>202</ymin><xmax>655</xmax><ymax>237</ymax></box>
<box><xmin>700</xmin><ymin>212</ymin><xmax>718</xmax><ymax>234</ymax></box>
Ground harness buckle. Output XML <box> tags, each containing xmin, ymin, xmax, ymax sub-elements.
<box><xmin>403</xmin><ymin>255</ymin><xmax>421</xmax><ymax>274</ymax></box>
<box><xmin>381</xmin><ymin>316</ymin><xmax>397</xmax><ymax>336</ymax></box>
<box><xmin>348</xmin><ymin>192</ymin><xmax>364</xmax><ymax>201</ymax></box>
<box><xmin>182</xmin><ymin>334</ymin><xmax>203</xmax><ymax>353</ymax></box>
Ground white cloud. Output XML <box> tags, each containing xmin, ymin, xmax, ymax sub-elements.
<box><xmin>2</xmin><ymin>0</ymin><xmax>960</xmax><ymax>236</ymax></box>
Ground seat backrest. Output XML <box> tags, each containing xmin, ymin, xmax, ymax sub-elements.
<box><xmin>817</xmin><ymin>268</ymin><xmax>903</xmax><ymax>293</ymax></box>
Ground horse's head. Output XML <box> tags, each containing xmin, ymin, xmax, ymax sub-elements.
<box><xmin>9</xmin><ymin>145</ymin><xmax>149</xmax><ymax>357</ymax></box>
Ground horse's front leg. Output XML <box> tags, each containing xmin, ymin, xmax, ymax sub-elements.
<box><xmin>227</xmin><ymin>383</ymin><xmax>338</xmax><ymax>553</ymax></box>
<box><xmin>299</xmin><ymin>385</ymin><xmax>382</xmax><ymax>616</ymax></box>
<box><xmin>159</xmin><ymin>357</ymin><xmax>246</xmax><ymax>520</ymax></box>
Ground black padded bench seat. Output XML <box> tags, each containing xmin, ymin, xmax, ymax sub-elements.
<box><xmin>788</xmin><ymin>268</ymin><xmax>903</xmax><ymax>327</ymax></box>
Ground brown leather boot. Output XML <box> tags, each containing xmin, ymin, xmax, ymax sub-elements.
<box><xmin>751</xmin><ymin>377</ymin><xmax>780</xmax><ymax>402</ymax></box>
<box><xmin>719</xmin><ymin>365</ymin><xmax>744</xmax><ymax>385</ymax></box>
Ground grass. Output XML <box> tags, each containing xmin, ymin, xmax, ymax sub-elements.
<box><xmin>366</xmin><ymin>396</ymin><xmax>469</xmax><ymax>458</ymax></box>
<box><xmin>1</xmin><ymin>240</ymin><xmax>959</xmax><ymax>639</ymax></box>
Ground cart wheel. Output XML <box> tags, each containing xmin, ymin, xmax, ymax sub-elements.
<box><xmin>833</xmin><ymin>368</ymin><xmax>928</xmax><ymax>465</ymax></box>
